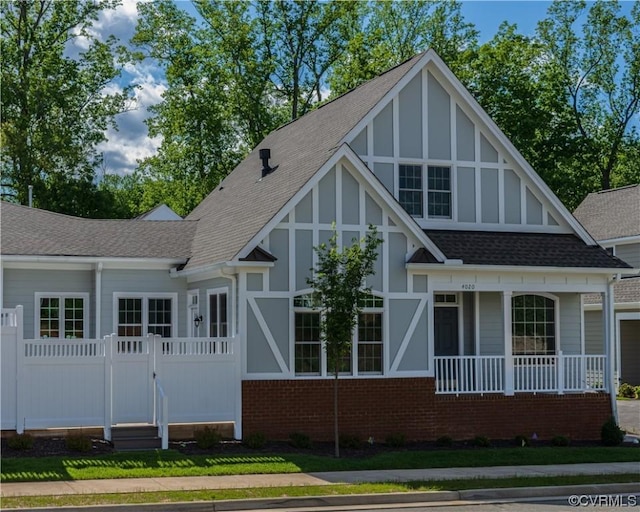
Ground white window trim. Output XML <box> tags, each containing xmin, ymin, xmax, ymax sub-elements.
<box><xmin>112</xmin><ymin>292</ymin><xmax>178</xmax><ymax>338</ymax></box>
<box><xmin>34</xmin><ymin>292</ymin><xmax>90</xmax><ymax>339</ymax></box>
<box><xmin>293</xmin><ymin>301</ymin><xmax>322</xmax><ymax>376</ymax></box>
<box><xmin>187</xmin><ymin>289</ymin><xmax>200</xmax><ymax>338</ymax></box>
<box><xmin>511</xmin><ymin>292</ymin><xmax>560</xmax><ymax>356</ymax></box>
<box><xmin>426</xmin><ymin>165</ymin><xmax>453</xmax><ymax>220</ymax></box>
<box><xmin>354</xmin><ymin>300</ymin><xmax>384</xmax><ymax>376</ymax></box>
<box><xmin>207</xmin><ymin>287</ymin><xmax>230</xmax><ymax>338</ymax></box>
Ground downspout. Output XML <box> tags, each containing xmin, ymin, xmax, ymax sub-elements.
<box><xmin>606</xmin><ymin>275</ymin><xmax>618</xmax><ymax>424</ymax></box>
<box><xmin>95</xmin><ymin>263</ymin><xmax>103</xmax><ymax>338</ymax></box>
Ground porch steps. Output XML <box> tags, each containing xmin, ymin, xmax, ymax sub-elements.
<box><xmin>111</xmin><ymin>425</ymin><xmax>161</xmax><ymax>451</ymax></box>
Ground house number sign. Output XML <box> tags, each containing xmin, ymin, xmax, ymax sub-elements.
<box><xmin>461</xmin><ymin>284</ymin><xmax>475</xmax><ymax>290</ymax></box>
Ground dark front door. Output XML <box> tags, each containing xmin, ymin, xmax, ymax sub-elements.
<box><xmin>434</xmin><ymin>307</ymin><xmax>459</xmax><ymax>356</ymax></box>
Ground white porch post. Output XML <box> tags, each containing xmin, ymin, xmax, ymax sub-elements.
<box><xmin>503</xmin><ymin>291</ymin><xmax>514</xmax><ymax>396</ymax></box>
<box><xmin>15</xmin><ymin>306</ymin><xmax>25</xmax><ymax>434</ymax></box>
<box><xmin>103</xmin><ymin>334</ymin><xmax>113</xmax><ymax>441</ymax></box>
<box><xmin>603</xmin><ymin>283</ymin><xmax>618</xmax><ymax>422</ymax></box>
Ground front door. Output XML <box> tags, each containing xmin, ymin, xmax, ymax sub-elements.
<box><xmin>434</xmin><ymin>307</ymin><xmax>459</xmax><ymax>356</ymax></box>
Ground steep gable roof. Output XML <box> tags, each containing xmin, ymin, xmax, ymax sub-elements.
<box><xmin>573</xmin><ymin>184</ymin><xmax>640</xmax><ymax>241</ymax></box>
<box><xmin>184</xmin><ymin>53</ymin><xmax>425</xmax><ymax>271</ymax></box>
<box><xmin>0</xmin><ymin>202</ymin><xmax>194</xmax><ymax>259</ymax></box>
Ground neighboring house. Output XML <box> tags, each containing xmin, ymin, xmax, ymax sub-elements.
<box><xmin>1</xmin><ymin>50</ymin><xmax>635</xmax><ymax>444</ymax></box>
<box><xmin>574</xmin><ymin>185</ymin><xmax>640</xmax><ymax>386</ymax></box>
<box><xmin>136</xmin><ymin>204</ymin><xmax>183</xmax><ymax>221</ymax></box>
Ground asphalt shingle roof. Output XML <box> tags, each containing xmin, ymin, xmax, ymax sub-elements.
<box><xmin>0</xmin><ymin>202</ymin><xmax>195</xmax><ymax>259</ymax></box>
<box><xmin>423</xmin><ymin>230</ymin><xmax>631</xmax><ymax>269</ymax></box>
<box><xmin>573</xmin><ymin>184</ymin><xmax>640</xmax><ymax>241</ymax></box>
<box><xmin>583</xmin><ymin>276</ymin><xmax>640</xmax><ymax>305</ymax></box>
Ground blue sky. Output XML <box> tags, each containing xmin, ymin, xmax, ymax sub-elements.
<box><xmin>93</xmin><ymin>0</ymin><xmax>622</xmax><ymax>176</ymax></box>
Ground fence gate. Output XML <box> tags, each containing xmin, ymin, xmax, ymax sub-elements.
<box><xmin>111</xmin><ymin>337</ymin><xmax>155</xmax><ymax>424</ymax></box>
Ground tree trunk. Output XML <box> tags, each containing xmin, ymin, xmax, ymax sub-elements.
<box><xmin>334</xmin><ymin>365</ymin><xmax>339</xmax><ymax>458</ymax></box>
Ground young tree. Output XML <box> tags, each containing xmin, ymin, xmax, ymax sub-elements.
<box><xmin>1</xmin><ymin>0</ymin><xmax>132</xmax><ymax>215</ymax></box>
<box><xmin>307</xmin><ymin>225</ymin><xmax>383</xmax><ymax>458</ymax></box>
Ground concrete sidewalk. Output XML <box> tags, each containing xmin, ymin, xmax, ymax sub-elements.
<box><xmin>2</xmin><ymin>462</ymin><xmax>638</xmax><ymax>498</ymax></box>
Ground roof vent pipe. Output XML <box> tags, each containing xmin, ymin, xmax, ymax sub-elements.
<box><xmin>28</xmin><ymin>185</ymin><xmax>33</xmax><ymax>207</ymax></box>
<box><xmin>259</xmin><ymin>148</ymin><xmax>278</xmax><ymax>177</ymax></box>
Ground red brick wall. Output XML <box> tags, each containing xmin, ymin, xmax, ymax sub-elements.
<box><xmin>242</xmin><ymin>378</ymin><xmax>612</xmax><ymax>441</ymax></box>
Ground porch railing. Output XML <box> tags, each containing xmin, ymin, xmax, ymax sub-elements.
<box><xmin>435</xmin><ymin>353</ymin><xmax>606</xmax><ymax>395</ymax></box>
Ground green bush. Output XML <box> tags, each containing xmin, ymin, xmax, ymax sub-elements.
<box><xmin>338</xmin><ymin>434</ymin><xmax>362</xmax><ymax>449</ymax></box>
<box><xmin>385</xmin><ymin>433</ymin><xmax>406</xmax><ymax>448</ymax></box>
<box><xmin>243</xmin><ymin>432</ymin><xmax>267</xmax><ymax>449</ymax></box>
<box><xmin>7</xmin><ymin>433</ymin><xmax>34</xmax><ymax>451</ymax></box>
<box><xmin>601</xmin><ymin>416</ymin><xmax>625</xmax><ymax>446</ymax></box>
<box><xmin>66</xmin><ymin>434</ymin><xmax>92</xmax><ymax>452</ymax></box>
<box><xmin>435</xmin><ymin>435</ymin><xmax>453</xmax><ymax>448</ymax></box>
<box><xmin>194</xmin><ymin>427</ymin><xmax>222</xmax><ymax>449</ymax></box>
<box><xmin>289</xmin><ymin>432</ymin><xmax>312</xmax><ymax>449</ymax></box>
<box><xmin>471</xmin><ymin>435</ymin><xmax>491</xmax><ymax>448</ymax></box>
<box><xmin>551</xmin><ymin>435</ymin><xmax>570</xmax><ymax>447</ymax></box>
<box><xmin>514</xmin><ymin>435</ymin><xmax>530</xmax><ymax>447</ymax></box>
<box><xmin>635</xmin><ymin>386</ymin><xmax>640</xmax><ymax>399</ymax></box>
<box><xmin>618</xmin><ymin>383</ymin><xmax>636</xmax><ymax>399</ymax></box>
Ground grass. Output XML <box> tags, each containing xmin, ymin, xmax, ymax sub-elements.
<box><xmin>2</xmin><ymin>474</ymin><xmax>638</xmax><ymax>509</ymax></box>
<box><xmin>2</xmin><ymin>447</ymin><xmax>639</xmax><ymax>483</ymax></box>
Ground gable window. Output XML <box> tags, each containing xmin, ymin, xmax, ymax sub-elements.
<box><xmin>427</xmin><ymin>166</ymin><xmax>451</xmax><ymax>219</ymax></box>
<box><xmin>512</xmin><ymin>294</ymin><xmax>556</xmax><ymax>356</ymax></box>
<box><xmin>294</xmin><ymin>295</ymin><xmax>321</xmax><ymax>375</ymax></box>
<box><xmin>399</xmin><ymin>164</ymin><xmax>423</xmax><ymax>217</ymax></box>
<box><xmin>116</xmin><ymin>294</ymin><xmax>176</xmax><ymax>338</ymax></box>
<box><xmin>36</xmin><ymin>294</ymin><xmax>88</xmax><ymax>339</ymax></box>
<box><xmin>208</xmin><ymin>289</ymin><xmax>228</xmax><ymax>337</ymax></box>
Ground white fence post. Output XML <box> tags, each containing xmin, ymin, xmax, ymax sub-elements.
<box><xmin>15</xmin><ymin>306</ymin><xmax>25</xmax><ymax>434</ymax></box>
<box><xmin>104</xmin><ymin>334</ymin><xmax>114</xmax><ymax>441</ymax></box>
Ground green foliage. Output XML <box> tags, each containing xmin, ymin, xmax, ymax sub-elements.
<box><xmin>385</xmin><ymin>433</ymin><xmax>406</xmax><ymax>448</ymax></box>
<box><xmin>471</xmin><ymin>436</ymin><xmax>491</xmax><ymax>448</ymax></box>
<box><xmin>601</xmin><ymin>417</ymin><xmax>625</xmax><ymax>446</ymax></box>
<box><xmin>0</xmin><ymin>0</ymin><xmax>133</xmax><ymax>216</ymax></box>
<box><xmin>289</xmin><ymin>432</ymin><xmax>312</xmax><ymax>450</ymax></box>
<box><xmin>436</xmin><ymin>435</ymin><xmax>453</xmax><ymax>448</ymax></box>
<box><xmin>617</xmin><ymin>383</ymin><xmax>636</xmax><ymax>399</ymax></box>
<box><xmin>66</xmin><ymin>434</ymin><xmax>92</xmax><ymax>453</ymax></box>
<box><xmin>7</xmin><ymin>433</ymin><xmax>34</xmax><ymax>451</ymax></box>
<box><xmin>194</xmin><ymin>427</ymin><xmax>222</xmax><ymax>449</ymax></box>
<box><xmin>636</xmin><ymin>386</ymin><xmax>640</xmax><ymax>400</ymax></box>
<box><xmin>514</xmin><ymin>435</ymin><xmax>531</xmax><ymax>447</ymax></box>
<box><xmin>243</xmin><ymin>432</ymin><xmax>267</xmax><ymax>450</ymax></box>
<box><xmin>551</xmin><ymin>435</ymin><xmax>570</xmax><ymax>447</ymax></box>
<box><xmin>338</xmin><ymin>434</ymin><xmax>362</xmax><ymax>450</ymax></box>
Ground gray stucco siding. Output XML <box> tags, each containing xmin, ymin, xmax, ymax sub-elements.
<box><xmin>427</xmin><ymin>72</ymin><xmax>451</xmax><ymax>160</ymax></box>
<box><xmin>351</xmin><ymin>127</ymin><xmax>367</xmax><ymax>156</ymax></box>
<box><xmin>3</xmin><ymin>268</ymin><xmax>93</xmax><ymax>339</ymax></box>
<box><xmin>342</xmin><ymin>169</ymin><xmax>360</xmax><ymax>225</ymax></box>
<box><xmin>246</xmin><ymin>273</ymin><xmax>263</xmax><ymax>292</ymax></box>
<box><xmin>480</xmin><ymin>134</ymin><xmax>499</xmax><ymax>163</ymax></box>
<box><xmin>399</xmin><ymin>73</ymin><xmax>422</xmax><ymax>159</ymax></box>
<box><xmin>367</xmin><ymin>244</ymin><xmax>383</xmax><ymax>292</ymax></box>
<box><xmin>388</xmin><ymin>232</ymin><xmax>408</xmax><ymax>292</ymax></box>
<box><xmin>397</xmin><ymin>303</ymin><xmax>429</xmax><ymax>371</ymax></box>
<box><xmin>365</xmin><ymin>192</ymin><xmax>383</xmax><ymax>225</ymax></box>
<box><xmin>373</xmin><ymin>103</ymin><xmax>394</xmax><ymax>157</ymax></box>
<box><xmin>413</xmin><ymin>274</ymin><xmax>428</xmax><ymax>293</ymax></box>
<box><xmin>504</xmin><ymin>169</ymin><xmax>521</xmax><ymax>224</ymax></box>
<box><xmin>255</xmin><ymin>298</ymin><xmax>289</xmax><ymax>367</ymax></box>
<box><xmin>388</xmin><ymin>298</ymin><xmax>419</xmax><ymax>365</ymax></box>
<box><xmin>526</xmin><ymin>188</ymin><xmax>543</xmax><ymax>225</ymax></box>
<box><xmin>246</xmin><ymin>304</ymin><xmax>281</xmax><ymax>373</ymax></box>
<box><xmin>457</xmin><ymin>167</ymin><xmax>475</xmax><ymax>222</ymax></box>
<box><xmin>268</xmin><ymin>229</ymin><xmax>289</xmax><ymax>291</ymax></box>
<box><xmin>318</xmin><ymin>167</ymin><xmax>337</xmax><ymax>223</ymax></box>
<box><xmin>373</xmin><ymin>162</ymin><xmax>394</xmax><ymax>193</ymax></box>
<box><xmin>456</xmin><ymin>106</ymin><xmax>475</xmax><ymax>161</ymax></box>
<box><xmin>295</xmin><ymin>230</ymin><xmax>313</xmax><ymax>291</ymax></box>
<box><xmin>295</xmin><ymin>191</ymin><xmax>313</xmax><ymax>223</ymax></box>
<box><xmin>481</xmin><ymin>168</ymin><xmax>499</xmax><ymax>223</ymax></box>
<box><xmin>478</xmin><ymin>292</ymin><xmax>504</xmax><ymax>355</ymax></box>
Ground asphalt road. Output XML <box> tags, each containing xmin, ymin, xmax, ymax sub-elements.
<box><xmin>618</xmin><ymin>399</ymin><xmax>640</xmax><ymax>435</ymax></box>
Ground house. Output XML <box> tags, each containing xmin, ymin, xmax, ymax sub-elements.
<box><xmin>574</xmin><ymin>185</ymin><xmax>640</xmax><ymax>386</ymax></box>
<box><xmin>136</xmin><ymin>204</ymin><xmax>183</xmax><ymax>221</ymax></box>
<box><xmin>1</xmin><ymin>50</ymin><xmax>635</xmax><ymax>444</ymax></box>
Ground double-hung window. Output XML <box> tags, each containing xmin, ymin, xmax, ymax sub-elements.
<box><xmin>294</xmin><ymin>295</ymin><xmax>321</xmax><ymax>375</ymax></box>
<box><xmin>399</xmin><ymin>164</ymin><xmax>423</xmax><ymax>217</ymax></box>
<box><xmin>357</xmin><ymin>294</ymin><xmax>383</xmax><ymax>374</ymax></box>
<box><xmin>427</xmin><ymin>166</ymin><xmax>451</xmax><ymax>218</ymax></box>
<box><xmin>399</xmin><ymin>165</ymin><xmax>452</xmax><ymax>219</ymax></box>
<box><xmin>116</xmin><ymin>294</ymin><xmax>176</xmax><ymax>337</ymax></box>
<box><xmin>36</xmin><ymin>293</ymin><xmax>88</xmax><ymax>339</ymax></box>
<box><xmin>208</xmin><ymin>289</ymin><xmax>228</xmax><ymax>338</ymax></box>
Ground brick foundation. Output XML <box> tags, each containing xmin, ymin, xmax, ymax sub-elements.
<box><xmin>242</xmin><ymin>378</ymin><xmax>612</xmax><ymax>441</ymax></box>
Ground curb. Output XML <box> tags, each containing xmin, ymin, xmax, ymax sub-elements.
<box><xmin>20</xmin><ymin>483</ymin><xmax>640</xmax><ymax>512</ymax></box>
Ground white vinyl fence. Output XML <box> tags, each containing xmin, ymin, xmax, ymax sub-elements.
<box><xmin>1</xmin><ymin>307</ymin><xmax>241</xmax><ymax>442</ymax></box>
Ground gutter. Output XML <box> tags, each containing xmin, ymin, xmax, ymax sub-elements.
<box><xmin>406</xmin><ymin>263</ymin><xmax>637</xmax><ymax>275</ymax></box>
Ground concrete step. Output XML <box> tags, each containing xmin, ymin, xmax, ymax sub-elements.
<box><xmin>111</xmin><ymin>425</ymin><xmax>161</xmax><ymax>451</ymax></box>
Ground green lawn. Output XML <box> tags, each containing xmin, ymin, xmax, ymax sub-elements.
<box><xmin>2</xmin><ymin>474</ymin><xmax>638</xmax><ymax>509</ymax></box>
<box><xmin>2</xmin><ymin>447</ymin><xmax>638</xmax><ymax>483</ymax></box>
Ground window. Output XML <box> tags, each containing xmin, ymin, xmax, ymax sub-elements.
<box><xmin>209</xmin><ymin>290</ymin><xmax>228</xmax><ymax>337</ymax></box>
<box><xmin>37</xmin><ymin>295</ymin><xmax>87</xmax><ymax>339</ymax></box>
<box><xmin>116</xmin><ymin>294</ymin><xmax>176</xmax><ymax>337</ymax></box>
<box><xmin>427</xmin><ymin>166</ymin><xmax>451</xmax><ymax>218</ymax></box>
<box><xmin>294</xmin><ymin>294</ymin><xmax>321</xmax><ymax>375</ymax></box>
<box><xmin>512</xmin><ymin>294</ymin><xmax>556</xmax><ymax>356</ymax></box>
<box><xmin>399</xmin><ymin>164</ymin><xmax>423</xmax><ymax>217</ymax></box>
<box><xmin>357</xmin><ymin>294</ymin><xmax>383</xmax><ymax>374</ymax></box>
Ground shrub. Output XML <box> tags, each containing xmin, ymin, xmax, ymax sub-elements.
<box><xmin>66</xmin><ymin>434</ymin><xmax>92</xmax><ymax>452</ymax></box>
<box><xmin>435</xmin><ymin>435</ymin><xmax>453</xmax><ymax>447</ymax></box>
<box><xmin>635</xmin><ymin>386</ymin><xmax>640</xmax><ymax>399</ymax></box>
<box><xmin>514</xmin><ymin>435</ymin><xmax>530</xmax><ymax>447</ymax></box>
<box><xmin>385</xmin><ymin>433</ymin><xmax>406</xmax><ymax>448</ymax></box>
<box><xmin>601</xmin><ymin>416</ymin><xmax>625</xmax><ymax>446</ymax></box>
<box><xmin>618</xmin><ymin>383</ymin><xmax>636</xmax><ymax>399</ymax></box>
<box><xmin>194</xmin><ymin>427</ymin><xmax>222</xmax><ymax>449</ymax></box>
<box><xmin>243</xmin><ymin>432</ymin><xmax>267</xmax><ymax>449</ymax></box>
<box><xmin>289</xmin><ymin>432</ymin><xmax>312</xmax><ymax>449</ymax></box>
<box><xmin>7</xmin><ymin>433</ymin><xmax>34</xmax><ymax>451</ymax></box>
<box><xmin>339</xmin><ymin>434</ymin><xmax>362</xmax><ymax>449</ymax></box>
<box><xmin>551</xmin><ymin>435</ymin><xmax>570</xmax><ymax>447</ymax></box>
<box><xmin>472</xmin><ymin>435</ymin><xmax>491</xmax><ymax>448</ymax></box>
